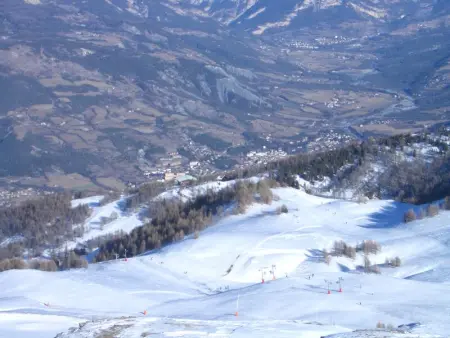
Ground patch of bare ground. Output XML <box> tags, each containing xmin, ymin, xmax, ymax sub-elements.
<box><xmin>275</xmin><ymin>89</ymin><xmax>319</xmax><ymax>106</ymax></box>
<box><xmin>58</xmin><ymin>133</ymin><xmax>90</xmax><ymax>150</ymax></box>
<box><xmin>288</xmin><ymin>51</ymin><xmax>363</xmax><ymax>72</ymax></box>
<box><xmin>0</xmin><ymin>45</ymin><xmax>104</xmax><ymax>80</ymax></box>
<box><xmin>150</xmin><ymin>52</ymin><xmax>180</xmax><ymax>64</ymax></box>
<box><xmin>61</xmin><ymin>31</ymin><xmax>125</xmax><ymax>48</ymax></box>
<box><xmin>250</xmin><ymin>118</ymin><xmax>301</xmax><ymax>137</ymax></box>
<box><xmin>391</xmin><ymin>15</ymin><xmax>450</xmax><ymax>36</ymax></box>
<box><xmin>46</xmin><ymin>173</ymin><xmax>97</xmax><ymax>190</ymax></box>
<box><xmin>26</xmin><ymin>104</ymin><xmax>54</xmax><ymax>118</ymax></box>
<box><xmin>300</xmin><ymin>106</ymin><xmax>323</xmax><ymax>115</ymax></box>
<box><xmin>11</xmin><ymin>125</ymin><xmax>29</xmax><ymax>141</ymax></box>
<box><xmin>163</xmin><ymin>27</ymin><xmax>219</xmax><ymax>39</ymax></box>
<box><xmin>179</xmin><ymin>48</ymin><xmax>218</xmax><ymax>65</ymax></box>
<box><xmin>353</xmin><ymin>123</ymin><xmax>421</xmax><ymax>136</ymax></box>
<box><xmin>256</xmin><ymin>72</ymin><xmax>287</xmax><ymax>81</ymax></box>
<box><xmin>95</xmin><ymin>324</ymin><xmax>133</xmax><ymax>338</ymax></box>
<box><xmin>210</xmin><ymin>129</ymin><xmax>245</xmax><ymax>146</ymax></box>
<box><xmin>131</xmin><ymin>126</ymin><xmax>154</xmax><ymax>134</ymax></box>
<box><xmin>301</xmin><ymin>90</ymin><xmax>336</xmax><ymax>103</ymax></box>
<box><xmin>53</xmin><ymin>91</ymin><xmax>101</xmax><ymax>97</ymax></box>
<box><xmin>96</xmin><ymin>178</ymin><xmax>126</xmax><ymax>191</ymax></box>
<box><xmin>275</xmin><ymin>112</ymin><xmax>320</xmax><ymax>128</ymax></box>
<box><xmin>297</xmin><ymin>77</ymin><xmax>343</xmax><ymax>85</ymax></box>
<box><xmin>39</xmin><ymin>77</ymin><xmax>111</xmax><ymax>91</ymax></box>
<box><xmin>341</xmin><ymin>110</ymin><xmax>372</xmax><ymax>118</ymax></box>
<box><xmin>44</xmin><ymin>135</ymin><xmax>65</xmax><ymax>146</ymax></box>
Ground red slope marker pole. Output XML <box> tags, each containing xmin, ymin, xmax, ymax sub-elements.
<box><xmin>325</xmin><ymin>280</ymin><xmax>332</xmax><ymax>294</ymax></box>
<box><xmin>337</xmin><ymin>277</ymin><xmax>343</xmax><ymax>293</ymax></box>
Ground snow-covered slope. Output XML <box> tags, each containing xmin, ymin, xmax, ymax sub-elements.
<box><xmin>64</xmin><ymin>178</ymin><xmax>258</xmax><ymax>252</ymax></box>
<box><xmin>1</xmin><ymin>188</ymin><xmax>450</xmax><ymax>337</ymax></box>
<box><xmin>61</xmin><ymin>195</ymin><xmax>144</xmax><ymax>252</ymax></box>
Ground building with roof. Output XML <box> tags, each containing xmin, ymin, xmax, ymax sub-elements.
<box><xmin>175</xmin><ymin>174</ymin><xmax>197</xmax><ymax>186</ymax></box>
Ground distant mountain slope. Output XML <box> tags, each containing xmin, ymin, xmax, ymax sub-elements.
<box><xmin>0</xmin><ymin>0</ymin><xmax>449</xmax><ymax>193</ymax></box>
<box><xmin>0</xmin><ymin>0</ymin><xmax>296</xmax><ymax>187</ymax></box>
<box><xmin>176</xmin><ymin>0</ymin><xmax>450</xmax><ymax>35</ymax></box>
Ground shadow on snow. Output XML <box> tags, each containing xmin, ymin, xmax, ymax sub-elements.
<box><xmin>359</xmin><ymin>202</ymin><xmax>411</xmax><ymax>229</ymax></box>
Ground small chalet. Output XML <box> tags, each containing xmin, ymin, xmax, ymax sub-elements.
<box><xmin>175</xmin><ymin>174</ymin><xmax>197</xmax><ymax>186</ymax></box>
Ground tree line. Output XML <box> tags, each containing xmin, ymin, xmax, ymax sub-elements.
<box><xmin>0</xmin><ymin>193</ymin><xmax>91</xmax><ymax>259</ymax></box>
<box><xmin>122</xmin><ymin>130</ymin><xmax>449</xmax><ymax>212</ymax></box>
<box><xmin>94</xmin><ymin>179</ymin><xmax>277</xmax><ymax>262</ymax></box>
<box><xmin>0</xmin><ymin>248</ymin><xmax>88</xmax><ymax>273</ymax></box>
<box><xmin>220</xmin><ymin>130</ymin><xmax>450</xmax><ymax>205</ymax></box>
<box><xmin>0</xmin><ymin>128</ymin><xmax>449</xmax><ymax>266</ymax></box>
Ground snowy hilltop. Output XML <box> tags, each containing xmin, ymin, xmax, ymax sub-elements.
<box><xmin>1</xmin><ymin>186</ymin><xmax>450</xmax><ymax>338</ymax></box>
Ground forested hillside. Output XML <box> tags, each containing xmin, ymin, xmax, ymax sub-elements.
<box><xmin>0</xmin><ymin>127</ymin><xmax>449</xmax><ymax>269</ymax></box>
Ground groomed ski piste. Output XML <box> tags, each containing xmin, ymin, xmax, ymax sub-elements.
<box><xmin>1</xmin><ymin>186</ymin><xmax>450</xmax><ymax>338</ymax></box>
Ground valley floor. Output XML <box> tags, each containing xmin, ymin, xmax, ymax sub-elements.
<box><xmin>1</xmin><ymin>188</ymin><xmax>450</xmax><ymax>338</ymax></box>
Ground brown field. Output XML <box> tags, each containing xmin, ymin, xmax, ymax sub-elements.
<box><xmin>44</xmin><ymin>135</ymin><xmax>65</xmax><ymax>146</ymax></box>
<box><xmin>179</xmin><ymin>48</ymin><xmax>218</xmax><ymax>65</ymax></box>
<box><xmin>27</xmin><ymin>104</ymin><xmax>53</xmax><ymax>118</ymax></box>
<box><xmin>132</xmin><ymin>126</ymin><xmax>154</xmax><ymax>134</ymax></box>
<box><xmin>301</xmin><ymin>106</ymin><xmax>323</xmax><ymax>115</ymax></box>
<box><xmin>275</xmin><ymin>109</ymin><xmax>322</xmax><ymax>126</ymax></box>
<box><xmin>251</xmin><ymin>118</ymin><xmax>300</xmax><ymax>137</ymax></box>
<box><xmin>53</xmin><ymin>91</ymin><xmax>102</xmax><ymax>97</ymax></box>
<box><xmin>209</xmin><ymin>129</ymin><xmax>245</xmax><ymax>146</ymax></box>
<box><xmin>301</xmin><ymin>90</ymin><xmax>336</xmax><ymax>103</ymax></box>
<box><xmin>150</xmin><ymin>52</ymin><xmax>180</xmax><ymax>64</ymax></box>
<box><xmin>96</xmin><ymin>177</ymin><xmax>126</xmax><ymax>191</ymax></box>
<box><xmin>62</xmin><ymin>32</ymin><xmax>124</xmax><ymax>48</ymax></box>
<box><xmin>288</xmin><ymin>51</ymin><xmax>363</xmax><ymax>72</ymax></box>
<box><xmin>354</xmin><ymin>124</ymin><xmax>420</xmax><ymax>135</ymax></box>
<box><xmin>58</xmin><ymin>133</ymin><xmax>90</xmax><ymax>150</ymax></box>
<box><xmin>256</xmin><ymin>72</ymin><xmax>288</xmax><ymax>81</ymax></box>
<box><xmin>341</xmin><ymin>110</ymin><xmax>370</xmax><ymax>118</ymax></box>
<box><xmin>39</xmin><ymin>77</ymin><xmax>112</xmax><ymax>91</ymax></box>
<box><xmin>12</xmin><ymin>125</ymin><xmax>29</xmax><ymax>141</ymax></box>
<box><xmin>46</xmin><ymin>173</ymin><xmax>98</xmax><ymax>191</ymax></box>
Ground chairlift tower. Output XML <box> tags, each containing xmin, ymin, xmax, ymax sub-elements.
<box><xmin>325</xmin><ymin>279</ymin><xmax>333</xmax><ymax>294</ymax></box>
<box><xmin>337</xmin><ymin>277</ymin><xmax>343</xmax><ymax>292</ymax></box>
<box><xmin>259</xmin><ymin>267</ymin><xmax>268</xmax><ymax>283</ymax></box>
<box><xmin>271</xmin><ymin>264</ymin><xmax>277</xmax><ymax>280</ymax></box>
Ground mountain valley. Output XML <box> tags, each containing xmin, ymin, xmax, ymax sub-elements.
<box><xmin>0</xmin><ymin>0</ymin><xmax>449</xmax><ymax>194</ymax></box>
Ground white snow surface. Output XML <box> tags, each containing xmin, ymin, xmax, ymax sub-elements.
<box><xmin>1</xmin><ymin>188</ymin><xmax>450</xmax><ymax>338</ymax></box>
<box><xmin>157</xmin><ymin>177</ymin><xmax>259</xmax><ymax>203</ymax></box>
<box><xmin>70</xmin><ymin>196</ymin><xmax>105</xmax><ymax>209</ymax></box>
<box><xmin>0</xmin><ymin>235</ymin><xmax>25</xmax><ymax>248</ymax></box>
<box><xmin>53</xmin><ymin>179</ymin><xmax>258</xmax><ymax>253</ymax></box>
<box><xmin>63</xmin><ymin>195</ymin><xmax>143</xmax><ymax>251</ymax></box>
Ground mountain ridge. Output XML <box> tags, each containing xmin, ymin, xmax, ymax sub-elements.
<box><xmin>174</xmin><ymin>0</ymin><xmax>450</xmax><ymax>35</ymax></box>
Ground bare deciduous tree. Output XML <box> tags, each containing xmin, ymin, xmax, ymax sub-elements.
<box><xmin>257</xmin><ymin>180</ymin><xmax>273</xmax><ymax>205</ymax></box>
<box><xmin>404</xmin><ymin>209</ymin><xmax>416</xmax><ymax>223</ymax></box>
<box><xmin>426</xmin><ymin>204</ymin><xmax>439</xmax><ymax>217</ymax></box>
